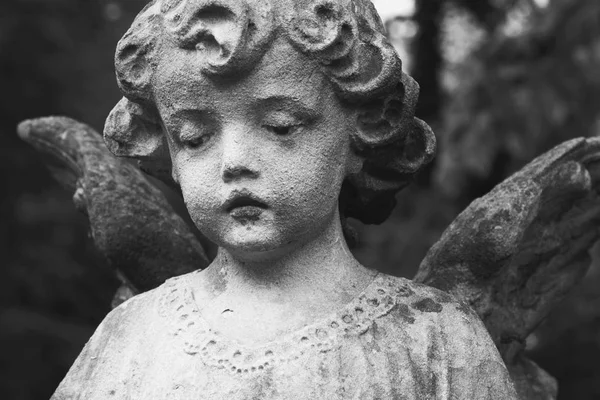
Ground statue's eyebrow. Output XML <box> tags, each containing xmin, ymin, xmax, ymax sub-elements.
<box><xmin>255</xmin><ymin>96</ymin><xmax>320</xmax><ymax>119</ymax></box>
<box><xmin>166</xmin><ymin>108</ymin><xmax>214</xmax><ymax>123</ymax></box>
<box><xmin>161</xmin><ymin>109</ymin><xmax>217</xmax><ymax>137</ymax></box>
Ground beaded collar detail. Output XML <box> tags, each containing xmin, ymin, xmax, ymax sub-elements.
<box><xmin>158</xmin><ymin>273</ymin><xmax>413</xmax><ymax>375</ymax></box>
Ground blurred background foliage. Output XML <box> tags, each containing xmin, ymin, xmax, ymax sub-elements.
<box><xmin>2</xmin><ymin>0</ymin><xmax>600</xmax><ymax>398</ymax></box>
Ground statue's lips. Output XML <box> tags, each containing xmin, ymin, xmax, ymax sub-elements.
<box><xmin>224</xmin><ymin>191</ymin><xmax>268</xmax><ymax>220</ymax></box>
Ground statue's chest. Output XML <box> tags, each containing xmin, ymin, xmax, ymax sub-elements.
<box><xmin>123</xmin><ymin>275</ymin><xmax>455</xmax><ymax>400</ymax></box>
<box><xmin>137</xmin><ymin>328</ymin><xmax>434</xmax><ymax>400</ymax></box>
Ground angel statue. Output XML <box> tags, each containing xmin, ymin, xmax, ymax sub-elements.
<box><xmin>16</xmin><ymin>0</ymin><xmax>600</xmax><ymax>399</ymax></box>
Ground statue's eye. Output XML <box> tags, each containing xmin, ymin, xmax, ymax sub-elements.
<box><xmin>178</xmin><ymin>123</ymin><xmax>214</xmax><ymax>149</ymax></box>
<box><xmin>262</xmin><ymin>109</ymin><xmax>309</xmax><ymax>137</ymax></box>
<box><xmin>185</xmin><ymin>136</ymin><xmax>207</xmax><ymax>148</ymax></box>
<box><xmin>265</xmin><ymin>125</ymin><xmax>298</xmax><ymax>136</ymax></box>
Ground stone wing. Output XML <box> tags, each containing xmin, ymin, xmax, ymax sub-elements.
<box><xmin>17</xmin><ymin>117</ymin><xmax>209</xmax><ymax>301</ymax></box>
<box><xmin>414</xmin><ymin>137</ymin><xmax>600</xmax><ymax>399</ymax></box>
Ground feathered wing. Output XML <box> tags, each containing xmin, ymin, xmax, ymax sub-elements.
<box><xmin>414</xmin><ymin>137</ymin><xmax>600</xmax><ymax>399</ymax></box>
<box><xmin>17</xmin><ymin>117</ymin><xmax>210</xmax><ymax>304</ymax></box>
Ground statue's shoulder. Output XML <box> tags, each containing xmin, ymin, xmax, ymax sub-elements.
<box><xmin>372</xmin><ymin>274</ymin><xmax>517</xmax><ymax>398</ymax></box>
<box><xmin>104</xmin><ymin>272</ymin><xmax>195</xmax><ymax>328</ymax></box>
<box><xmin>377</xmin><ymin>273</ymin><xmax>471</xmax><ymax>316</ymax></box>
<box><xmin>71</xmin><ymin>275</ymin><xmax>188</xmax><ymax>355</ymax></box>
<box><xmin>85</xmin><ymin>285</ymin><xmax>161</xmax><ymax>345</ymax></box>
<box><xmin>377</xmin><ymin>273</ymin><xmax>498</xmax><ymax>350</ymax></box>
<box><xmin>51</xmin><ymin>273</ymin><xmax>203</xmax><ymax>400</ymax></box>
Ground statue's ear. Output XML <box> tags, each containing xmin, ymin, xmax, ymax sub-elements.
<box><xmin>104</xmin><ymin>97</ymin><xmax>164</xmax><ymax>157</ymax></box>
<box><xmin>104</xmin><ymin>97</ymin><xmax>174</xmax><ymax>186</ymax></box>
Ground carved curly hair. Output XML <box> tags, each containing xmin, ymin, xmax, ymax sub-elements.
<box><xmin>104</xmin><ymin>0</ymin><xmax>436</xmax><ymax>224</ymax></box>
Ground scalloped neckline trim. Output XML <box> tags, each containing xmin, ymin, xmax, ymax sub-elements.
<box><xmin>158</xmin><ymin>272</ymin><xmax>412</xmax><ymax>374</ymax></box>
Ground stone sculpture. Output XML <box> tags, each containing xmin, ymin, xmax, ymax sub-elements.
<box><xmin>16</xmin><ymin>0</ymin><xmax>600</xmax><ymax>399</ymax></box>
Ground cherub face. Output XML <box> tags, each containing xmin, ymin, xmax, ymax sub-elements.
<box><xmin>154</xmin><ymin>38</ymin><xmax>362</xmax><ymax>259</ymax></box>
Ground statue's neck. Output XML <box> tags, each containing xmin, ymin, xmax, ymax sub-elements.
<box><xmin>194</xmin><ymin>211</ymin><xmax>377</xmax><ymax>344</ymax></box>
<box><xmin>206</xmin><ymin>211</ymin><xmax>375</xmax><ymax>307</ymax></box>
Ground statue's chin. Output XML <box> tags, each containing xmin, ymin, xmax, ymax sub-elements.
<box><xmin>220</xmin><ymin>242</ymin><xmax>298</xmax><ymax>263</ymax></box>
<box><xmin>213</xmin><ymin>225</ymin><xmax>303</xmax><ymax>262</ymax></box>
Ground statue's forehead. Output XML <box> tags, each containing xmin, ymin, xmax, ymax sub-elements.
<box><xmin>153</xmin><ymin>38</ymin><xmax>327</xmax><ymax>113</ymax></box>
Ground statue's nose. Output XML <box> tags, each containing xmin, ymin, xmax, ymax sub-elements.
<box><xmin>220</xmin><ymin>124</ymin><xmax>260</xmax><ymax>183</ymax></box>
<box><xmin>222</xmin><ymin>164</ymin><xmax>258</xmax><ymax>183</ymax></box>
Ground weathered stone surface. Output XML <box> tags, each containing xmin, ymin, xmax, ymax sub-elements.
<box><xmin>415</xmin><ymin>137</ymin><xmax>600</xmax><ymax>399</ymax></box>
<box><xmin>20</xmin><ymin>0</ymin><xmax>523</xmax><ymax>398</ymax></box>
<box><xmin>17</xmin><ymin>117</ymin><xmax>209</xmax><ymax>293</ymax></box>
